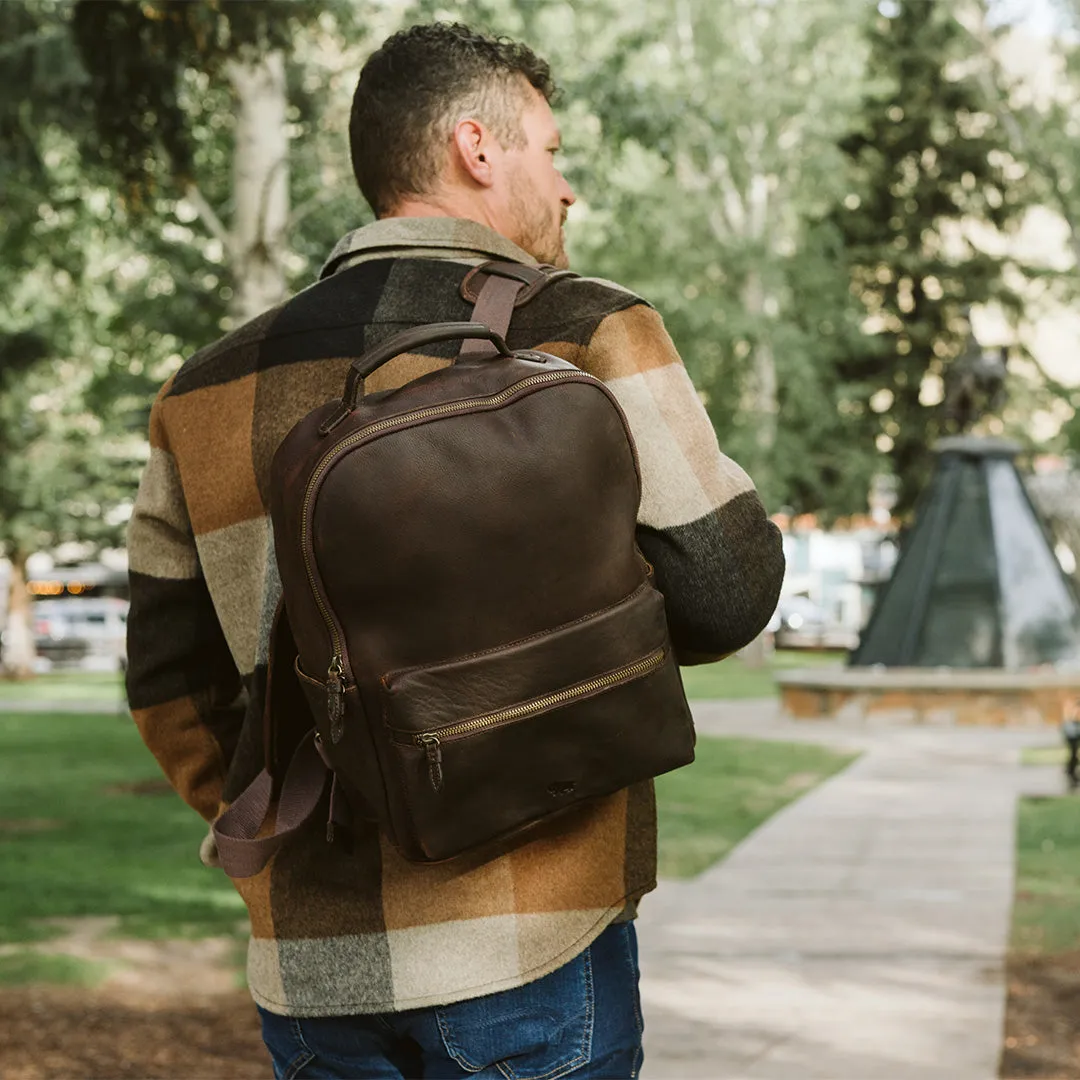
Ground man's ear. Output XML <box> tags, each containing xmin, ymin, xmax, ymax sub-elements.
<box><xmin>452</xmin><ymin>118</ymin><xmax>496</xmax><ymax>188</ymax></box>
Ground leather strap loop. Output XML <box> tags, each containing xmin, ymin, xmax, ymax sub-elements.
<box><xmin>459</xmin><ymin>261</ymin><xmax>578</xmax><ymax>305</ymax></box>
<box><xmin>459</xmin><ymin>275</ymin><xmax>525</xmax><ymax>360</ymax></box>
<box><xmin>458</xmin><ymin>261</ymin><xmax>577</xmax><ymax>359</ymax></box>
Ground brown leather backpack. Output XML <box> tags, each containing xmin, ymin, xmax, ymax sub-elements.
<box><xmin>214</xmin><ymin>262</ymin><xmax>695</xmax><ymax>872</ymax></box>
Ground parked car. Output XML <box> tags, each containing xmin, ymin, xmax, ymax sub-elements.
<box><xmin>32</xmin><ymin>596</ymin><xmax>128</xmax><ymax>672</ymax></box>
<box><xmin>772</xmin><ymin>595</ymin><xmax>858</xmax><ymax>651</ymax></box>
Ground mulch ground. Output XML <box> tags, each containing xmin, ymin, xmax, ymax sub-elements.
<box><xmin>3</xmin><ymin>952</ymin><xmax>1079</xmax><ymax>1079</ymax></box>
<box><xmin>1002</xmin><ymin>950</ymin><xmax>1080</xmax><ymax>1079</ymax></box>
<box><xmin>0</xmin><ymin>985</ymin><xmax>271</xmax><ymax>1079</ymax></box>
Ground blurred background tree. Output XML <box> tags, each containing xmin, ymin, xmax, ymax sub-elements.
<box><xmin>831</xmin><ymin>0</ymin><xmax>1042</xmax><ymax>516</ymax></box>
<box><xmin>557</xmin><ymin>0</ymin><xmax>876</xmax><ymax>514</ymax></box>
<box><xmin>2</xmin><ymin>0</ymin><xmax>1079</xmax><ymax>672</ymax></box>
<box><xmin>0</xmin><ymin>0</ymin><xmax>376</xmax><ymax>673</ymax></box>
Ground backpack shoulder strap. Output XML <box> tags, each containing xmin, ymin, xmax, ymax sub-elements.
<box><xmin>213</xmin><ymin>601</ymin><xmax>329</xmax><ymax>879</ymax></box>
<box><xmin>212</xmin><ymin>730</ymin><xmax>329</xmax><ymax>878</ymax></box>
<box><xmin>458</xmin><ymin>261</ymin><xmax>578</xmax><ymax>358</ymax></box>
<box><xmin>263</xmin><ymin>597</ymin><xmax>312</xmax><ymax>782</ymax></box>
<box><xmin>459</xmin><ymin>260</ymin><xmax>578</xmax><ymax>308</ymax></box>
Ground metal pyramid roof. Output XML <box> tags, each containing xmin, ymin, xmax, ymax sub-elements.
<box><xmin>851</xmin><ymin>439</ymin><xmax>1080</xmax><ymax>668</ymax></box>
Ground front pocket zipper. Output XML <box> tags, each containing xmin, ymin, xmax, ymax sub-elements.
<box><xmin>399</xmin><ymin>647</ymin><xmax>666</xmax><ymax>792</ymax></box>
<box><xmin>326</xmin><ymin>654</ymin><xmax>345</xmax><ymax>744</ymax></box>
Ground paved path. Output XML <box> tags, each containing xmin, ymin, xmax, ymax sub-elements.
<box><xmin>637</xmin><ymin>701</ymin><xmax>1066</xmax><ymax>1079</ymax></box>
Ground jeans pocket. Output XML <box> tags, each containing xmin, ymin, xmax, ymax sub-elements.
<box><xmin>258</xmin><ymin>1010</ymin><xmax>317</xmax><ymax>1080</ymax></box>
<box><xmin>434</xmin><ymin>947</ymin><xmax>595</xmax><ymax>1080</ymax></box>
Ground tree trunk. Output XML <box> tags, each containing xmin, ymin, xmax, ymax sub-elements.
<box><xmin>738</xmin><ymin>630</ymin><xmax>773</xmax><ymax>669</ymax></box>
<box><xmin>742</xmin><ymin>269</ymin><xmax>779</xmax><ymax>492</ymax></box>
<box><xmin>227</xmin><ymin>50</ymin><xmax>290</xmax><ymax>325</ymax></box>
<box><xmin>1</xmin><ymin>551</ymin><xmax>35</xmax><ymax>679</ymax></box>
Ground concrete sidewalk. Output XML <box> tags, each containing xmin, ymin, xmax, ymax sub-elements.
<box><xmin>637</xmin><ymin>702</ymin><xmax>1064</xmax><ymax>1079</ymax></box>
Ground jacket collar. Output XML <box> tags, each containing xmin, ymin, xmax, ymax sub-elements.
<box><xmin>320</xmin><ymin>217</ymin><xmax>537</xmax><ymax>279</ymax></box>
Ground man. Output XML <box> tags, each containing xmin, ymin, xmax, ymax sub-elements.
<box><xmin>126</xmin><ymin>22</ymin><xmax>784</xmax><ymax>1079</ymax></box>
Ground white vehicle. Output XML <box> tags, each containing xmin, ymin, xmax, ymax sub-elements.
<box><xmin>772</xmin><ymin>594</ymin><xmax>857</xmax><ymax>651</ymax></box>
<box><xmin>31</xmin><ymin>596</ymin><xmax>129</xmax><ymax>672</ymax></box>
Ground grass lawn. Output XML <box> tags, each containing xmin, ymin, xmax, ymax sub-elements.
<box><xmin>0</xmin><ymin>672</ymin><xmax>125</xmax><ymax>705</ymax></box>
<box><xmin>1002</xmin><ymin>795</ymin><xmax>1080</xmax><ymax>1075</ymax></box>
<box><xmin>678</xmin><ymin>649</ymin><xmax>845</xmax><ymax>701</ymax></box>
<box><xmin>1012</xmin><ymin>796</ymin><xmax>1080</xmax><ymax>955</ymax></box>
<box><xmin>0</xmin><ymin>706</ymin><xmax>856</xmax><ymax>986</ymax></box>
<box><xmin>655</xmin><ymin>734</ymin><xmax>856</xmax><ymax>878</ymax></box>
<box><xmin>0</xmin><ymin>649</ymin><xmax>846</xmax><ymax>710</ymax></box>
<box><xmin>0</xmin><ymin>951</ymin><xmax>111</xmax><ymax>988</ymax></box>
<box><xmin>0</xmin><ymin>710</ymin><xmax>245</xmax><ymax>951</ymax></box>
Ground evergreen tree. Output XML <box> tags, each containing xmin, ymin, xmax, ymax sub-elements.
<box><xmin>834</xmin><ymin>0</ymin><xmax>1038</xmax><ymax>515</ymax></box>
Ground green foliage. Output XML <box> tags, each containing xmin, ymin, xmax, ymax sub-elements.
<box><xmin>1012</xmin><ymin>795</ymin><xmax>1080</xmax><ymax>955</ymax></box>
<box><xmin>833</xmin><ymin>0</ymin><xmax>1041</xmax><ymax>514</ymax></box>
<box><xmin>0</xmin><ymin>5</ymin><xmax>167</xmax><ymax>562</ymax></box>
<box><xmin>0</xmin><ymin>711</ymin><xmax>246</xmax><ymax>942</ymax></box>
<box><xmin>0</xmin><ymin>0</ymin><xmax>371</xmax><ymax>564</ymax></box>
<box><xmin>1</xmin><ymin>0</ymin><xmax>1077</xmax><ymax>561</ymax></box>
<box><xmin>655</xmin><ymin>734</ymin><xmax>856</xmax><ymax>878</ymax></box>
<box><xmin>561</xmin><ymin>0</ymin><xmax>876</xmax><ymax>512</ymax></box>
<box><xmin>69</xmin><ymin>0</ymin><xmax>325</xmax><ymax>203</ymax></box>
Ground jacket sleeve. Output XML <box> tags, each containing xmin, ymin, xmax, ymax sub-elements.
<box><xmin>582</xmin><ymin>303</ymin><xmax>785</xmax><ymax>663</ymax></box>
<box><xmin>125</xmin><ymin>383</ymin><xmax>244</xmax><ymax>822</ymax></box>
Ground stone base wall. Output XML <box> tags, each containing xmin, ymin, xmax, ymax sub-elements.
<box><xmin>781</xmin><ymin>685</ymin><xmax>1079</xmax><ymax>726</ymax></box>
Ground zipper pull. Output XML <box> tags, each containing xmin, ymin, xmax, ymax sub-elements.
<box><xmin>415</xmin><ymin>734</ymin><xmax>443</xmax><ymax>793</ymax></box>
<box><xmin>327</xmin><ymin>655</ymin><xmax>345</xmax><ymax>744</ymax></box>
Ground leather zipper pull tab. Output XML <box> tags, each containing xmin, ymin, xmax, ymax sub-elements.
<box><xmin>416</xmin><ymin>734</ymin><xmax>443</xmax><ymax>792</ymax></box>
<box><xmin>327</xmin><ymin>655</ymin><xmax>345</xmax><ymax>744</ymax></box>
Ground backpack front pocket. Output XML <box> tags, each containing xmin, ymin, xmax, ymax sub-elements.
<box><xmin>379</xmin><ymin>582</ymin><xmax>694</xmax><ymax>860</ymax></box>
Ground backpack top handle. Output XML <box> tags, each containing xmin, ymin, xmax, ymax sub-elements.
<box><xmin>319</xmin><ymin>322</ymin><xmax>510</xmax><ymax>436</ymax></box>
<box><xmin>318</xmin><ymin>260</ymin><xmax>577</xmax><ymax>437</ymax></box>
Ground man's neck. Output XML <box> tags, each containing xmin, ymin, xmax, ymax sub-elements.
<box><xmin>383</xmin><ymin>195</ymin><xmax>505</xmax><ymax>239</ymax></box>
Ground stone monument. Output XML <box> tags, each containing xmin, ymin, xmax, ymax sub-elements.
<box><xmin>779</xmin><ymin>331</ymin><xmax>1080</xmax><ymax>724</ymax></box>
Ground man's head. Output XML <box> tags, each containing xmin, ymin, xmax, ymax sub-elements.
<box><xmin>349</xmin><ymin>23</ymin><xmax>576</xmax><ymax>267</ymax></box>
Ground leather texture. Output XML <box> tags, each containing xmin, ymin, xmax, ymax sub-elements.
<box><xmin>267</xmin><ymin>263</ymin><xmax>696</xmax><ymax>862</ymax></box>
<box><xmin>380</xmin><ymin>582</ymin><xmax>666</xmax><ymax>732</ymax></box>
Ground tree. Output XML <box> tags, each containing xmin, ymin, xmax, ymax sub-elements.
<box><xmin>0</xmin><ymin>242</ymin><xmax>149</xmax><ymax>676</ymax></box>
<box><xmin>833</xmin><ymin>0</ymin><xmax>1043</xmax><ymax>515</ymax></box>
<box><xmin>68</xmin><ymin>0</ymin><xmax>374</xmax><ymax>325</ymax></box>
<box><xmin>0</xmin><ymin>3</ymin><xmax>157</xmax><ymax>674</ymax></box>
<box><xmin>0</xmin><ymin>0</ymin><xmax>374</xmax><ymax>674</ymax></box>
<box><xmin>404</xmin><ymin>0</ymin><xmax>880</xmax><ymax>515</ymax></box>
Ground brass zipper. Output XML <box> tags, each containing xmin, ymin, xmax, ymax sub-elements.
<box><xmin>299</xmin><ymin>369</ymin><xmax>599</xmax><ymax>707</ymax></box>
<box><xmin>409</xmin><ymin>647</ymin><xmax>666</xmax><ymax>791</ymax></box>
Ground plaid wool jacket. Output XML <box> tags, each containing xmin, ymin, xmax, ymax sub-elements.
<box><xmin>126</xmin><ymin>217</ymin><xmax>785</xmax><ymax>1017</ymax></box>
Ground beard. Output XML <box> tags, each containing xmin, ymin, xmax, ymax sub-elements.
<box><xmin>508</xmin><ymin>169</ymin><xmax>568</xmax><ymax>268</ymax></box>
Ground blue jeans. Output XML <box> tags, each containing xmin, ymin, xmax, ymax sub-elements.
<box><xmin>258</xmin><ymin>921</ymin><xmax>644</xmax><ymax>1079</ymax></box>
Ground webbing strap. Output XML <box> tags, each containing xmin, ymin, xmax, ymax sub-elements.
<box><xmin>212</xmin><ymin>730</ymin><xmax>329</xmax><ymax>878</ymax></box>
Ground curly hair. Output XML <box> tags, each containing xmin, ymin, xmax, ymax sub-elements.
<box><xmin>349</xmin><ymin>23</ymin><xmax>557</xmax><ymax>217</ymax></box>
